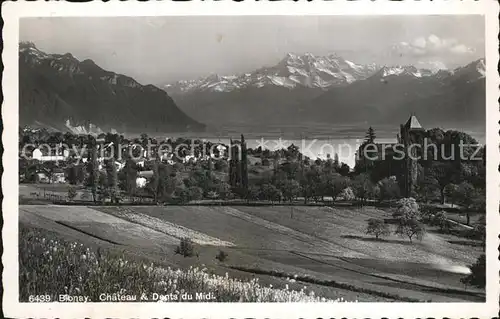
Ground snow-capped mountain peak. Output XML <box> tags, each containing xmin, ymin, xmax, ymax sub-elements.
<box><xmin>476</xmin><ymin>58</ymin><xmax>486</xmax><ymax>78</ymax></box>
<box><xmin>377</xmin><ymin>65</ymin><xmax>434</xmax><ymax>79</ymax></box>
<box><xmin>449</xmin><ymin>58</ymin><xmax>486</xmax><ymax>82</ymax></box>
<box><xmin>165</xmin><ymin>53</ymin><xmax>380</xmax><ymax>94</ymax></box>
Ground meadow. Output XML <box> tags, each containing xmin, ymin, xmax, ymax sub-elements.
<box><xmin>20</xmin><ymin>225</ymin><xmax>341</xmax><ymax>302</ymax></box>
<box><xmin>19</xmin><ymin>204</ymin><xmax>485</xmax><ymax>302</ymax></box>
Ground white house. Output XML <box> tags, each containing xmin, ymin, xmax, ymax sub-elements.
<box><xmin>183</xmin><ymin>155</ymin><xmax>197</xmax><ymax>164</ymax></box>
<box><xmin>32</xmin><ymin>148</ymin><xmax>68</xmax><ymax>162</ymax></box>
<box><xmin>136</xmin><ymin>177</ymin><xmax>147</xmax><ymax>188</ymax></box>
<box><xmin>135</xmin><ymin>160</ymin><xmax>145</xmax><ymax>168</ymax></box>
<box><xmin>32</xmin><ymin>148</ymin><xmax>43</xmax><ymax>161</ymax></box>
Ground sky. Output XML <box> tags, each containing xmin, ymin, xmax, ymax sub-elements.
<box><xmin>20</xmin><ymin>15</ymin><xmax>484</xmax><ymax>85</ymax></box>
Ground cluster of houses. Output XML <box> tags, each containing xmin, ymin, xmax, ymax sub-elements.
<box><xmin>23</xmin><ymin>139</ymin><xmax>229</xmax><ymax>189</ymax></box>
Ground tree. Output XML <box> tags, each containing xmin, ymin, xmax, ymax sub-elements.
<box><xmin>393</xmin><ymin>197</ymin><xmax>420</xmax><ymax>220</ymax></box>
<box><xmin>395</xmin><ymin>218</ymin><xmax>425</xmax><ymax>243</ymax></box>
<box><xmin>338</xmin><ymin>187</ymin><xmax>355</xmax><ymax>202</ymax></box>
<box><xmin>323</xmin><ymin>173</ymin><xmax>348</xmax><ymax>203</ymax></box>
<box><xmin>259</xmin><ymin>183</ymin><xmax>282</xmax><ymax>204</ymax></box>
<box><xmin>146</xmin><ymin>160</ymin><xmax>161</xmax><ymax>203</ymax></box>
<box><xmin>378</xmin><ymin>177</ymin><xmax>401</xmax><ymax>201</ymax></box>
<box><xmin>245</xmin><ymin>185</ymin><xmax>260</xmax><ymax>203</ymax></box>
<box><xmin>443</xmin><ymin>183</ymin><xmax>459</xmax><ymax>207</ymax></box>
<box><xmin>280</xmin><ymin>179</ymin><xmax>301</xmax><ymax>202</ymax></box>
<box><xmin>214</xmin><ymin>182</ymin><xmax>232</xmax><ymax>200</ymax></box>
<box><xmin>333</xmin><ymin>153</ymin><xmax>340</xmax><ymax>171</ymax></box>
<box><xmin>214</xmin><ymin>160</ymin><xmax>228</xmax><ymax>172</ymax></box>
<box><xmin>456</xmin><ymin>181</ymin><xmax>481</xmax><ymax>225</ymax></box>
<box><xmin>97</xmin><ymin>172</ymin><xmax>108</xmax><ymax>202</ymax></box>
<box><xmin>120</xmin><ymin>159</ymin><xmax>138</xmax><ymax>196</ymax></box>
<box><xmin>86</xmin><ymin>141</ymin><xmax>99</xmax><ymax>203</ymax></box>
<box><xmin>460</xmin><ymin>254</ymin><xmax>485</xmax><ymax>288</ymax></box>
<box><xmin>286</xmin><ymin>144</ymin><xmax>300</xmax><ymax>160</ymax></box>
<box><xmin>428</xmin><ymin>162</ymin><xmax>458</xmax><ymax>204</ymax></box>
<box><xmin>365</xmin><ymin>127</ymin><xmax>376</xmax><ymax>144</ymax></box>
<box><xmin>67</xmin><ymin>165</ymin><xmax>78</xmax><ymax>185</ymax></box>
<box><xmin>67</xmin><ymin>186</ymin><xmax>77</xmax><ymax>201</ymax></box>
<box><xmin>300</xmin><ymin>166</ymin><xmax>322</xmax><ymax>204</ymax></box>
<box><xmin>105</xmin><ymin>160</ymin><xmax>120</xmax><ymax>203</ymax></box>
<box><xmin>352</xmin><ymin>173</ymin><xmax>374</xmax><ymax>204</ymax></box>
<box><xmin>338</xmin><ymin>163</ymin><xmax>350</xmax><ymax>176</ymax></box>
<box><xmin>366</xmin><ymin>218</ymin><xmax>391</xmax><ymax>240</ymax></box>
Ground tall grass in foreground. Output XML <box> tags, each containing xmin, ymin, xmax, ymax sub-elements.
<box><xmin>19</xmin><ymin>227</ymin><xmax>345</xmax><ymax>302</ymax></box>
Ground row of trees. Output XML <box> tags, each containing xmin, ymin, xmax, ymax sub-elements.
<box><xmin>366</xmin><ymin>198</ymin><xmax>425</xmax><ymax>243</ymax></box>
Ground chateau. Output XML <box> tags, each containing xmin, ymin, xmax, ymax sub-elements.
<box><xmin>359</xmin><ymin>115</ymin><xmax>426</xmax><ymax>197</ymax></box>
<box><xmin>398</xmin><ymin>115</ymin><xmax>425</xmax><ymax>197</ymax></box>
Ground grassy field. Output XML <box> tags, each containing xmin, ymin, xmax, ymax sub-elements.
<box><xmin>20</xmin><ymin>225</ymin><xmax>348</xmax><ymax>302</ymax></box>
<box><xmin>19</xmin><ymin>204</ymin><xmax>485</xmax><ymax>302</ymax></box>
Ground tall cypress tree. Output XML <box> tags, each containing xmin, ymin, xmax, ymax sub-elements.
<box><xmin>87</xmin><ymin>137</ymin><xmax>98</xmax><ymax>203</ymax></box>
<box><xmin>240</xmin><ymin>134</ymin><xmax>248</xmax><ymax>190</ymax></box>
<box><xmin>365</xmin><ymin>127</ymin><xmax>376</xmax><ymax>144</ymax></box>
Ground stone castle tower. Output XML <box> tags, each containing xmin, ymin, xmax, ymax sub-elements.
<box><xmin>398</xmin><ymin>115</ymin><xmax>425</xmax><ymax>197</ymax></box>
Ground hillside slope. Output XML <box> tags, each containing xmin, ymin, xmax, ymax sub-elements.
<box><xmin>299</xmin><ymin>60</ymin><xmax>486</xmax><ymax>127</ymax></box>
<box><xmin>19</xmin><ymin>42</ymin><xmax>205</xmax><ymax>133</ymax></box>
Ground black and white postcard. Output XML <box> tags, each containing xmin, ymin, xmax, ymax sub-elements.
<box><xmin>2</xmin><ymin>1</ymin><xmax>499</xmax><ymax>318</ymax></box>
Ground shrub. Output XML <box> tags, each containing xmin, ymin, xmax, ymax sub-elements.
<box><xmin>175</xmin><ymin>187</ymin><xmax>191</xmax><ymax>204</ymax></box>
<box><xmin>188</xmin><ymin>186</ymin><xmax>203</xmax><ymax>201</ymax></box>
<box><xmin>80</xmin><ymin>192</ymin><xmax>89</xmax><ymax>201</ymax></box>
<box><xmin>467</xmin><ymin>224</ymin><xmax>486</xmax><ymax>243</ymax></box>
<box><xmin>338</xmin><ymin>187</ymin><xmax>355</xmax><ymax>201</ymax></box>
<box><xmin>67</xmin><ymin>187</ymin><xmax>77</xmax><ymax>201</ymax></box>
<box><xmin>461</xmin><ymin>254</ymin><xmax>485</xmax><ymax>288</ymax></box>
<box><xmin>366</xmin><ymin>218</ymin><xmax>391</xmax><ymax>240</ymax></box>
<box><xmin>215</xmin><ymin>250</ymin><xmax>228</xmax><ymax>262</ymax></box>
<box><xmin>175</xmin><ymin>237</ymin><xmax>195</xmax><ymax>257</ymax></box>
<box><xmin>419</xmin><ymin>205</ymin><xmax>435</xmax><ymax>224</ymax></box>
<box><xmin>432</xmin><ymin>211</ymin><xmax>453</xmax><ymax>233</ymax></box>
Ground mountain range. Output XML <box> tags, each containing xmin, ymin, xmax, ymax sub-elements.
<box><xmin>19</xmin><ymin>42</ymin><xmax>205</xmax><ymax>133</ymax></box>
<box><xmin>165</xmin><ymin>53</ymin><xmax>485</xmax><ymax>128</ymax></box>
<box><xmin>19</xmin><ymin>43</ymin><xmax>485</xmax><ymax>134</ymax></box>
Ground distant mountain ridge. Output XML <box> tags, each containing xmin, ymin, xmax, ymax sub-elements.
<box><xmin>165</xmin><ymin>52</ymin><xmax>484</xmax><ymax>128</ymax></box>
<box><xmin>300</xmin><ymin>58</ymin><xmax>485</xmax><ymax>127</ymax></box>
<box><xmin>165</xmin><ymin>53</ymin><xmax>380</xmax><ymax>94</ymax></box>
<box><xmin>19</xmin><ymin>42</ymin><xmax>205</xmax><ymax>133</ymax></box>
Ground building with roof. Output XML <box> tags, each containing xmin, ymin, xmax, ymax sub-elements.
<box><xmin>356</xmin><ymin>114</ymin><xmax>426</xmax><ymax>197</ymax></box>
<box><xmin>398</xmin><ymin>114</ymin><xmax>426</xmax><ymax>197</ymax></box>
